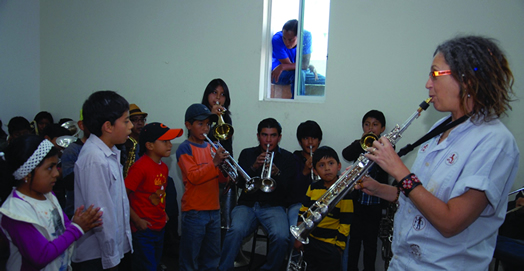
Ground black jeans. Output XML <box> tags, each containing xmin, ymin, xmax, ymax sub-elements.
<box><xmin>304</xmin><ymin>237</ymin><xmax>341</xmax><ymax>271</ymax></box>
<box><xmin>347</xmin><ymin>202</ymin><xmax>382</xmax><ymax>271</ymax></box>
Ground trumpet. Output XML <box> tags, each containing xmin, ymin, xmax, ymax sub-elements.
<box><xmin>213</xmin><ymin>102</ymin><xmax>234</xmax><ymax>141</ymax></box>
<box><xmin>309</xmin><ymin>146</ymin><xmax>321</xmax><ymax>182</ymax></box>
<box><xmin>291</xmin><ymin>98</ymin><xmax>432</xmax><ymax>244</ymax></box>
<box><xmin>204</xmin><ymin>133</ymin><xmax>255</xmax><ymax>188</ymax></box>
<box><xmin>55</xmin><ymin>120</ymin><xmax>82</xmax><ymax>149</ymax></box>
<box><xmin>360</xmin><ymin>132</ymin><xmax>379</xmax><ymax>150</ymax></box>
<box><xmin>248</xmin><ymin>144</ymin><xmax>277</xmax><ymax>193</ymax></box>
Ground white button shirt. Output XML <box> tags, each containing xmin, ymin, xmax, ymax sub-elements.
<box><xmin>73</xmin><ymin>135</ymin><xmax>133</xmax><ymax>269</ymax></box>
<box><xmin>389</xmin><ymin>116</ymin><xmax>519</xmax><ymax>271</ymax></box>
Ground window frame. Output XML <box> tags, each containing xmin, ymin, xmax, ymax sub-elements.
<box><xmin>260</xmin><ymin>0</ymin><xmax>329</xmax><ymax>103</ymax></box>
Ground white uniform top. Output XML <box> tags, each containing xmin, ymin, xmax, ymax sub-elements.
<box><xmin>389</xmin><ymin>116</ymin><xmax>520</xmax><ymax>271</ymax></box>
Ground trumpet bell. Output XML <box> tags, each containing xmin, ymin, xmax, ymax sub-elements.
<box><xmin>256</xmin><ymin>177</ymin><xmax>277</xmax><ymax>193</ymax></box>
<box><xmin>360</xmin><ymin>132</ymin><xmax>379</xmax><ymax>150</ymax></box>
<box><xmin>213</xmin><ymin>109</ymin><xmax>234</xmax><ymax>141</ymax></box>
<box><xmin>61</xmin><ymin>120</ymin><xmax>81</xmax><ymax>137</ymax></box>
<box><xmin>214</xmin><ymin>123</ymin><xmax>234</xmax><ymax>141</ymax></box>
<box><xmin>56</xmin><ymin>135</ymin><xmax>77</xmax><ymax>148</ymax></box>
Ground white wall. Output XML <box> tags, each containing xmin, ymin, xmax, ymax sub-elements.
<box><xmin>3</xmin><ymin>1</ymin><xmax>523</xmax><ymax>194</ymax></box>
<box><xmin>0</xmin><ymin>0</ymin><xmax>40</xmax><ymax>128</ymax></box>
<box><xmin>37</xmin><ymin>0</ymin><xmax>524</xmax><ymax>191</ymax></box>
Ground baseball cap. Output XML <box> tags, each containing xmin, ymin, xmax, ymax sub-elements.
<box><xmin>185</xmin><ymin>103</ymin><xmax>218</xmax><ymax>123</ymax></box>
<box><xmin>129</xmin><ymin>104</ymin><xmax>148</xmax><ymax>118</ymax></box>
<box><xmin>139</xmin><ymin>122</ymin><xmax>183</xmax><ymax>144</ymax></box>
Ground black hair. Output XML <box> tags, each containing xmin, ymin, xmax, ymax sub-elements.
<box><xmin>82</xmin><ymin>90</ymin><xmax>129</xmax><ymax>137</ymax></box>
<box><xmin>41</xmin><ymin>123</ymin><xmax>72</xmax><ymax>139</ymax></box>
<box><xmin>257</xmin><ymin>118</ymin><xmax>282</xmax><ymax>135</ymax></box>
<box><xmin>34</xmin><ymin>111</ymin><xmax>54</xmax><ymax>125</ymax></box>
<box><xmin>362</xmin><ymin>110</ymin><xmax>386</xmax><ymax>127</ymax></box>
<box><xmin>296</xmin><ymin>120</ymin><xmax>323</xmax><ymax>142</ymax></box>
<box><xmin>283</xmin><ymin>19</ymin><xmax>298</xmax><ymax>36</ymax></box>
<box><xmin>7</xmin><ymin>116</ymin><xmax>31</xmax><ymax>135</ymax></box>
<box><xmin>3</xmin><ymin>134</ymin><xmax>60</xmax><ymax>188</ymax></box>
<box><xmin>201</xmin><ymin>78</ymin><xmax>232</xmax><ymax>117</ymax></box>
<box><xmin>434</xmin><ymin>35</ymin><xmax>514</xmax><ymax>122</ymax></box>
<box><xmin>312</xmin><ymin>146</ymin><xmax>340</xmax><ymax>169</ymax></box>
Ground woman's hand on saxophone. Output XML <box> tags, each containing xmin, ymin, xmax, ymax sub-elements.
<box><xmin>364</xmin><ymin>136</ymin><xmax>410</xmax><ymax>181</ymax></box>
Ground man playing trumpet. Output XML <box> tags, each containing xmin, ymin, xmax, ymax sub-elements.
<box><xmin>219</xmin><ymin>118</ymin><xmax>296</xmax><ymax>271</ymax></box>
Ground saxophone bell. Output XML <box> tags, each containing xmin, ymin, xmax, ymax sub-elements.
<box><xmin>123</xmin><ymin>137</ymin><xmax>138</xmax><ymax>178</ymax></box>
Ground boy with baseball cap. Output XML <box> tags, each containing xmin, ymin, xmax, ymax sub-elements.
<box><xmin>125</xmin><ymin>122</ymin><xmax>183</xmax><ymax>271</ymax></box>
<box><xmin>176</xmin><ymin>103</ymin><xmax>228</xmax><ymax>270</ymax></box>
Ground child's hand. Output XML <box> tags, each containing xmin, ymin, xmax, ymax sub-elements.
<box><xmin>294</xmin><ymin>239</ymin><xmax>304</xmax><ymax>252</ymax></box>
<box><xmin>355</xmin><ymin>176</ymin><xmax>380</xmax><ymax>196</ymax></box>
<box><xmin>302</xmin><ymin>156</ymin><xmax>313</xmax><ymax>176</ymax></box>
<box><xmin>72</xmin><ymin>204</ymin><xmax>103</xmax><ymax>232</ymax></box>
<box><xmin>211</xmin><ymin>102</ymin><xmax>226</xmax><ymax>115</ymax></box>
<box><xmin>213</xmin><ymin>146</ymin><xmax>229</xmax><ymax>167</ymax></box>
<box><xmin>134</xmin><ymin>218</ymin><xmax>152</xmax><ymax>231</ymax></box>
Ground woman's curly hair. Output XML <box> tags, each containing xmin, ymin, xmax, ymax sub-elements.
<box><xmin>434</xmin><ymin>35</ymin><xmax>515</xmax><ymax>122</ymax></box>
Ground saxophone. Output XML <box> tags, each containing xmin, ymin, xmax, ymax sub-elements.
<box><xmin>290</xmin><ymin>98</ymin><xmax>431</xmax><ymax>244</ymax></box>
<box><xmin>379</xmin><ymin>201</ymin><xmax>397</xmax><ymax>270</ymax></box>
<box><xmin>123</xmin><ymin>137</ymin><xmax>137</xmax><ymax>178</ymax></box>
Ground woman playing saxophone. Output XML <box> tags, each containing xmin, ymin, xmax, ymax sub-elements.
<box><xmin>356</xmin><ymin>36</ymin><xmax>519</xmax><ymax>270</ymax></box>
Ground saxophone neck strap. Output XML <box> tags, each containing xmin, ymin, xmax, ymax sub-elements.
<box><xmin>397</xmin><ymin>114</ymin><xmax>469</xmax><ymax>158</ymax></box>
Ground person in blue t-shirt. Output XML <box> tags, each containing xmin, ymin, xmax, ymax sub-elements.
<box><xmin>271</xmin><ymin>19</ymin><xmax>325</xmax><ymax>98</ymax></box>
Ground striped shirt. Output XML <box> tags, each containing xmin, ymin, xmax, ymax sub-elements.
<box><xmin>299</xmin><ymin>179</ymin><xmax>354</xmax><ymax>250</ymax></box>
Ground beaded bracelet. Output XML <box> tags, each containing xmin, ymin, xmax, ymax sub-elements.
<box><xmin>392</xmin><ymin>186</ymin><xmax>401</xmax><ymax>203</ymax></box>
<box><xmin>397</xmin><ymin>173</ymin><xmax>422</xmax><ymax>197</ymax></box>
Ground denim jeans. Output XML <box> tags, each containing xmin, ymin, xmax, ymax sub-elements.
<box><xmin>219</xmin><ymin>203</ymin><xmax>289</xmax><ymax>271</ymax></box>
<box><xmin>179</xmin><ymin>210</ymin><xmax>221</xmax><ymax>271</ymax></box>
<box><xmin>494</xmin><ymin>235</ymin><xmax>524</xmax><ymax>268</ymax></box>
<box><xmin>132</xmin><ymin>228</ymin><xmax>165</xmax><ymax>271</ymax></box>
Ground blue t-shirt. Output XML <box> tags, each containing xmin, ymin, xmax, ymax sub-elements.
<box><xmin>271</xmin><ymin>30</ymin><xmax>312</xmax><ymax>70</ymax></box>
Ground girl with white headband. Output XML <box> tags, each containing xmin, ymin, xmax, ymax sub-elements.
<box><xmin>0</xmin><ymin>134</ymin><xmax>102</xmax><ymax>270</ymax></box>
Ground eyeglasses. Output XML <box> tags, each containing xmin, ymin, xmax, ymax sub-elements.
<box><xmin>130</xmin><ymin>117</ymin><xmax>146</xmax><ymax>123</ymax></box>
<box><xmin>429</xmin><ymin>70</ymin><xmax>452</xmax><ymax>80</ymax></box>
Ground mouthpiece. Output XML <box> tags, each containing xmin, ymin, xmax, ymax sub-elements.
<box><xmin>417</xmin><ymin>97</ymin><xmax>433</xmax><ymax>113</ymax></box>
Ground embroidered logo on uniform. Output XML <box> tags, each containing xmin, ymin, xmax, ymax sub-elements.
<box><xmin>410</xmin><ymin>244</ymin><xmax>422</xmax><ymax>258</ymax></box>
<box><xmin>412</xmin><ymin>215</ymin><xmax>426</xmax><ymax>231</ymax></box>
<box><xmin>420</xmin><ymin>143</ymin><xmax>429</xmax><ymax>153</ymax></box>
<box><xmin>446</xmin><ymin>152</ymin><xmax>458</xmax><ymax>165</ymax></box>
